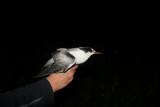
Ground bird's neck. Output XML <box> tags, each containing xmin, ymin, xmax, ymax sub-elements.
<box><xmin>69</xmin><ymin>51</ymin><xmax>92</xmax><ymax>64</ymax></box>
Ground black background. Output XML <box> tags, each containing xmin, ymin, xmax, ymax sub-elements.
<box><xmin>0</xmin><ymin>8</ymin><xmax>159</xmax><ymax>106</ymax></box>
<box><xmin>0</xmin><ymin>39</ymin><xmax>159</xmax><ymax>107</ymax></box>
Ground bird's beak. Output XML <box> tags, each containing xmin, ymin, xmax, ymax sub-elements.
<box><xmin>93</xmin><ymin>52</ymin><xmax>103</xmax><ymax>54</ymax></box>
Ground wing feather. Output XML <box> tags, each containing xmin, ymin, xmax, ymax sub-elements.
<box><xmin>35</xmin><ymin>51</ymin><xmax>75</xmax><ymax>77</ymax></box>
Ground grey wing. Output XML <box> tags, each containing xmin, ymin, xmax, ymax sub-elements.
<box><xmin>52</xmin><ymin>51</ymin><xmax>76</xmax><ymax>72</ymax></box>
<box><xmin>43</xmin><ymin>58</ymin><xmax>54</xmax><ymax>68</ymax></box>
<box><xmin>34</xmin><ymin>58</ymin><xmax>55</xmax><ymax>77</ymax></box>
<box><xmin>35</xmin><ymin>51</ymin><xmax>75</xmax><ymax>77</ymax></box>
<box><xmin>36</xmin><ymin>62</ymin><xmax>65</xmax><ymax>77</ymax></box>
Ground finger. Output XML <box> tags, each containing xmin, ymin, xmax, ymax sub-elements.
<box><xmin>70</xmin><ymin>65</ymin><xmax>78</xmax><ymax>70</ymax></box>
<box><xmin>72</xmin><ymin>70</ymin><xmax>76</xmax><ymax>74</ymax></box>
<box><xmin>65</xmin><ymin>65</ymin><xmax>78</xmax><ymax>74</ymax></box>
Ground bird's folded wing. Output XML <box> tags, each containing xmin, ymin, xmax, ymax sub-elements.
<box><xmin>43</xmin><ymin>58</ymin><xmax>54</xmax><ymax>68</ymax></box>
<box><xmin>35</xmin><ymin>51</ymin><xmax>76</xmax><ymax>77</ymax></box>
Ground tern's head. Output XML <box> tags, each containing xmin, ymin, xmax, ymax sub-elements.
<box><xmin>79</xmin><ymin>47</ymin><xmax>102</xmax><ymax>55</ymax></box>
<box><xmin>68</xmin><ymin>47</ymin><xmax>102</xmax><ymax>64</ymax></box>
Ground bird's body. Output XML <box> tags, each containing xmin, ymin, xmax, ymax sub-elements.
<box><xmin>35</xmin><ymin>47</ymin><xmax>101</xmax><ymax>77</ymax></box>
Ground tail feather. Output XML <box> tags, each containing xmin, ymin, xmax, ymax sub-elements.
<box><xmin>34</xmin><ymin>63</ymin><xmax>65</xmax><ymax>78</ymax></box>
<box><xmin>34</xmin><ymin>68</ymin><xmax>51</xmax><ymax>78</ymax></box>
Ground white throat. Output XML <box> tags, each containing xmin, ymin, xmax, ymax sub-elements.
<box><xmin>68</xmin><ymin>49</ymin><xmax>93</xmax><ymax>64</ymax></box>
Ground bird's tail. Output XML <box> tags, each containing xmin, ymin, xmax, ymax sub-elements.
<box><xmin>33</xmin><ymin>68</ymin><xmax>51</xmax><ymax>78</ymax></box>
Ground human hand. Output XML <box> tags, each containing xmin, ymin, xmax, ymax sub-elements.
<box><xmin>46</xmin><ymin>65</ymin><xmax>78</xmax><ymax>92</ymax></box>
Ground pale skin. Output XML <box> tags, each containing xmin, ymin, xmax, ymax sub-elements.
<box><xmin>46</xmin><ymin>65</ymin><xmax>78</xmax><ymax>92</ymax></box>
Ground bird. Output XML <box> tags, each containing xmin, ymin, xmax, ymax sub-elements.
<box><xmin>35</xmin><ymin>47</ymin><xmax>102</xmax><ymax>77</ymax></box>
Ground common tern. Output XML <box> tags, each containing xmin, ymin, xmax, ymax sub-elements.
<box><xmin>35</xmin><ymin>47</ymin><xmax>102</xmax><ymax>77</ymax></box>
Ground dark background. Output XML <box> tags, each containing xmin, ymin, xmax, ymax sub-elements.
<box><xmin>0</xmin><ymin>39</ymin><xmax>159</xmax><ymax>107</ymax></box>
<box><xmin>0</xmin><ymin>6</ymin><xmax>159</xmax><ymax>106</ymax></box>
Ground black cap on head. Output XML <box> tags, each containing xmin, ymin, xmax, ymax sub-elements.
<box><xmin>79</xmin><ymin>47</ymin><xmax>93</xmax><ymax>53</ymax></box>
